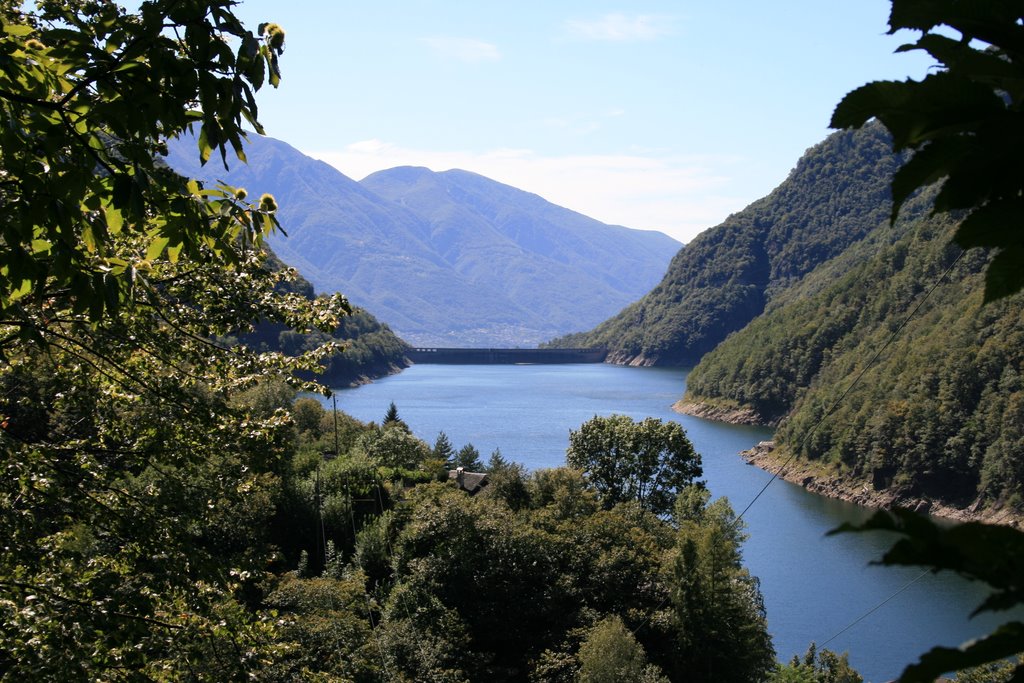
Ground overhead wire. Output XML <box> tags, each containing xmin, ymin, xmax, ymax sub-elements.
<box><xmin>734</xmin><ymin>247</ymin><xmax>970</xmax><ymax>650</ymax></box>
<box><xmin>818</xmin><ymin>492</ymin><xmax>1022</xmax><ymax>651</ymax></box>
<box><xmin>734</xmin><ymin>247</ymin><xmax>966</xmax><ymax>524</ymax></box>
<box><xmin>819</xmin><ymin>569</ymin><xmax>929</xmax><ymax>648</ymax></box>
<box><xmin>632</xmin><ymin>247</ymin><xmax>969</xmax><ymax>640</ymax></box>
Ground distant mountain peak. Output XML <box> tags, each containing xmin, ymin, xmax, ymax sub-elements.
<box><xmin>166</xmin><ymin>135</ymin><xmax>679</xmax><ymax>347</ymax></box>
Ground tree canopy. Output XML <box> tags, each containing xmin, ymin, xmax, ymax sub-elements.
<box><xmin>0</xmin><ymin>1</ymin><xmax>351</xmax><ymax>678</ymax></box>
<box><xmin>0</xmin><ymin>0</ymin><xmax>294</xmax><ymax>333</ymax></box>
<box><xmin>566</xmin><ymin>414</ymin><xmax>702</xmax><ymax>516</ymax></box>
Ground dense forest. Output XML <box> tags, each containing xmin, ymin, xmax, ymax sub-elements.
<box><xmin>684</xmin><ymin>190</ymin><xmax>1024</xmax><ymax>512</ymax></box>
<box><xmin>549</xmin><ymin>116</ymin><xmax>1023</xmax><ymax>517</ymax></box>
<box><xmin>545</xmin><ymin>123</ymin><xmax>904</xmax><ymax>366</ymax></box>
<box><xmin>243</xmin><ymin>250</ymin><xmax>411</xmax><ymax>387</ymax></box>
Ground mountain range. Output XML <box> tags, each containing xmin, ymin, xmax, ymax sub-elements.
<box><xmin>165</xmin><ymin>135</ymin><xmax>679</xmax><ymax>347</ymax></box>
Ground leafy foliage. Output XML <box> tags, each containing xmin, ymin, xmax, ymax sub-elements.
<box><xmin>670</xmin><ymin>487</ymin><xmax>776</xmax><ymax>681</ymax></box>
<box><xmin>0</xmin><ymin>2</ymin><xmax>361</xmax><ymax>678</ymax></box>
<box><xmin>832</xmin><ymin>509</ymin><xmax>1024</xmax><ymax>682</ymax></box>
<box><xmin>0</xmin><ymin>0</ymin><xmax>286</xmax><ymax>328</ymax></box>
<box><xmin>577</xmin><ymin>616</ymin><xmax>668</xmax><ymax>683</ymax></box>
<box><xmin>830</xmin><ymin>0</ymin><xmax>1024</xmax><ymax>302</ymax></box>
<box><xmin>264</xmin><ymin>409</ymin><xmax>778</xmax><ymax>683</ymax></box>
<box><xmin>566</xmin><ymin>414</ymin><xmax>702</xmax><ymax>516</ymax></box>
<box><xmin>240</xmin><ymin>249</ymin><xmax>411</xmax><ymax>387</ymax></box>
<box><xmin>769</xmin><ymin>643</ymin><xmax>862</xmax><ymax>683</ymax></box>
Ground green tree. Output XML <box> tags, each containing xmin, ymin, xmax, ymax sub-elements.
<box><xmin>383</xmin><ymin>400</ymin><xmax>404</xmax><ymax>428</ymax></box>
<box><xmin>566</xmin><ymin>414</ymin><xmax>702</xmax><ymax>516</ymax></box>
<box><xmin>292</xmin><ymin>396</ymin><xmax>327</xmax><ymax>438</ymax></box>
<box><xmin>953</xmin><ymin>657</ymin><xmax>1021</xmax><ymax>683</ymax></box>
<box><xmin>433</xmin><ymin>430</ymin><xmax>456</xmax><ymax>466</ymax></box>
<box><xmin>831</xmin><ymin>0</ymin><xmax>1024</xmax><ymax>302</ymax></box>
<box><xmin>669</xmin><ymin>486</ymin><xmax>775</xmax><ymax>682</ymax></box>
<box><xmin>0</xmin><ymin>1</ymin><xmax>352</xmax><ymax>678</ymax></box>
<box><xmin>359</xmin><ymin>426</ymin><xmax>431</xmax><ymax>472</ymax></box>
<box><xmin>769</xmin><ymin>643</ymin><xmax>863</xmax><ymax>683</ymax></box>
<box><xmin>454</xmin><ymin>442</ymin><xmax>484</xmax><ymax>471</ymax></box>
<box><xmin>577</xmin><ymin>616</ymin><xmax>668</xmax><ymax>683</ymax></box>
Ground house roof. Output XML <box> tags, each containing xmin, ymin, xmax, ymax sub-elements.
<box><xmin>449</xmin><ymin>467</ymin><xmax>489</xmax><ymax>495</ymax></box>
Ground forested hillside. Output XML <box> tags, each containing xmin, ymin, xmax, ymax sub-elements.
<box><xmin>244</xmin><ymin>250</ymin><xmax>411</xmax><ymax>386</ymax></box>
<box><xmin>551</xmin><ymin>119</ymin><xmax>1023</xmax><ymax>515</ymax></box>
<box><xmin>684</xmin><ymin>196</ymin><xmax>1024</xmax><ymax>512</ymax></box>
<box><xmin>546</xmin><ymin>123</ymin><xmax>902</xmax><ymax>365</ymax></box>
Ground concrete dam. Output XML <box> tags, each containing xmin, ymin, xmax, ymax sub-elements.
<box><xmin>407</xmin><ymin>347</ymin><xmax>607</xmax><ymax>365</ymax></box>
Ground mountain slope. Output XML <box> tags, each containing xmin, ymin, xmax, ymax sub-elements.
<box><xmin>165</xmin><ymin>135</ymin><xmax>679</xmax><ymax>346</ymax></box>
<box><xmin>683</xmin><ymin>195</ymin><xmax>1024</xmax><ymax>512</ymax></box>
<box><xmin>361</xmin><ymin>166</ymin><xmax>679</xmax><ymax>327</ymax></box>
<box><xmin>547</xmin><ymin>120</ymin><xmax>1023</xmax><ymax>514</ymax></box>
<box><xmin>244</xmin><ymin>249</ymin><xmax>411</xmax><ymax>387</ymax></box>
<box><xmin>545</xmin><ymin>123</ymin><xmax>902</xmax><ymax>365</ymax></box>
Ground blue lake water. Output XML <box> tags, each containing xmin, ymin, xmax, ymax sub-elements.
<box><xmin>328</xmin><ymin>363</ymin><xmax>1017</xmax><ymax>682</ymax></box>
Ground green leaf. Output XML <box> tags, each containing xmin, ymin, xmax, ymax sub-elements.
<box><xmin>899</xmin><ymin>622</ymin><xmax>1024</xmax><ymax>683</ymax></box>
<box><xmin>3</xmin><ymin>23</ymin><xmax>34</xmax><ymax>37</ymax></box>
<box><xmin>104</xmin><ymin>206</ymin><xmax>123</xmax><ymax>234</ymax></box>
<box><xmin>830</xmin><ymin>80</ymin><xmax>913</xmax><ymax>135</ymax></box>
<box><xmin>146</xmin><ymin>236</ymin><xmax>170</xmax><ymax>261</ymax></box>
<box><xmin>888</xmin><ymin>139</ymin><xmax>964</xmax><ymax>220</ymax></box>
<box><xmin>953</xmin><ymin>199</ymin><xmax>1024</xmax><ymax>249</ymax></box>
<box><xmin>197</xmin><ymin>125</ymin><xmax>213</xmax><ymax>166</ymax></box>
<box><xmin>8</xmin><ymin>277</ymin><xmax>32</xmax><ymax>302</ymax></box>
<box><xmin>983</xmin><ymin>247</ymin><xmax>1024</xmax><ymax>303</ymax></box>
<box><xmin>82</xmin><ymin>224</ymin><xmax>96</xmax><ymax>253</ymax></box>
<box><xmin>167</xmin><ymin>242</ymin><xmax>183</xmax><ymax>264</ymax></box>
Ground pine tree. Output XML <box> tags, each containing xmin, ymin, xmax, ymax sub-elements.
<box><xmin>669</xmin><ymin>486</ymin><xmax>775</xmax><ymax>681</ymax></box>
<box><xmin>454</xmin><ymin>444</ymin><xmax>484</xmax><ymax>471</ymax></box>
<box><xmin>433</xmin><ymin>431</ymin><xmax>455</xmax><ymax>467</ymax></box>
<box><xmin>383</xmin><ymin>401</ymin><xmax>400</xmax><ymax>425</ymax></box>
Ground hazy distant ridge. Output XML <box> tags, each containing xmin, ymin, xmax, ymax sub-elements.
<box><xmin>166</xmin><ymin>135</ymin><xmax>680</xmax><ymax>347</ymax></box>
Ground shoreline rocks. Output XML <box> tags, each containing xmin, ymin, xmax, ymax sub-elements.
<box><xmin>673</xmin><ymin>399</ymin><xmax>774</xmax><ymax>426</ymax></box>
<box><xmin>739</xmin><ymin>440</ymin><xmax>1020</xmax><ymax>528</ymax></box>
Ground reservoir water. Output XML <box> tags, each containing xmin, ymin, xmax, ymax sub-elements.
<box><xmin>330</xmin><ymin>363</ymin><xmax>1017</xmax><ymax>682</ymax></box>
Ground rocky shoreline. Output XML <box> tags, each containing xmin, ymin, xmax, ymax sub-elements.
<box><xmin>739</xmin><ymin>440</ymin><xmax>1021</xmax><ymax>528</ymax></box>
<box><xmin>673</xmin><ymin>399</ymin><xmax>775</xmax><ymax>426</ymax></box>
<box><xmin>674</xmin><ymin>399</ymin><xmax>1020</xmax><ymax>526</ymax></box>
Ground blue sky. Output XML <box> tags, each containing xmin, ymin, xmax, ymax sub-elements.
<box><xmin>230</xmin><ymin>1</ymin><xmax>937</xmax><ymax>243</ymax></box>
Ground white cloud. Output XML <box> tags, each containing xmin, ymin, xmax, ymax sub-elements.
<box><xmin>420</xmin><ymin>36</ymin><xmax>500</xmax><ymax>62</ymax></box>
<box><xmin>566</xmin><ymin>13</ymin><xmax>673</xmax><ymax>42</ymax></box>
<box><xmin>308</xmin><ymin>141</ymin><xmax>748</xmax><ymax>244</ymax></box>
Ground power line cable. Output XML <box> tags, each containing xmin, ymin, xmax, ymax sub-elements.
<box><xmin>819</xmin><ymin>497</ymin><xmax>1021</xmax><ymax>651</ymax></box>
<box><xmin>633</xmin><ymin>247</ymin><xmax>967</xmax><ymax>639</ymax></box>
<box><xmin>819</xmin><ymin>569</ymin><xmax>930</xmax><ymax>648</ymax></box>
<box><xmin>734</xmin><ymin>247</ymin><xmax>966</xmax><ymax>524</ymax></box>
